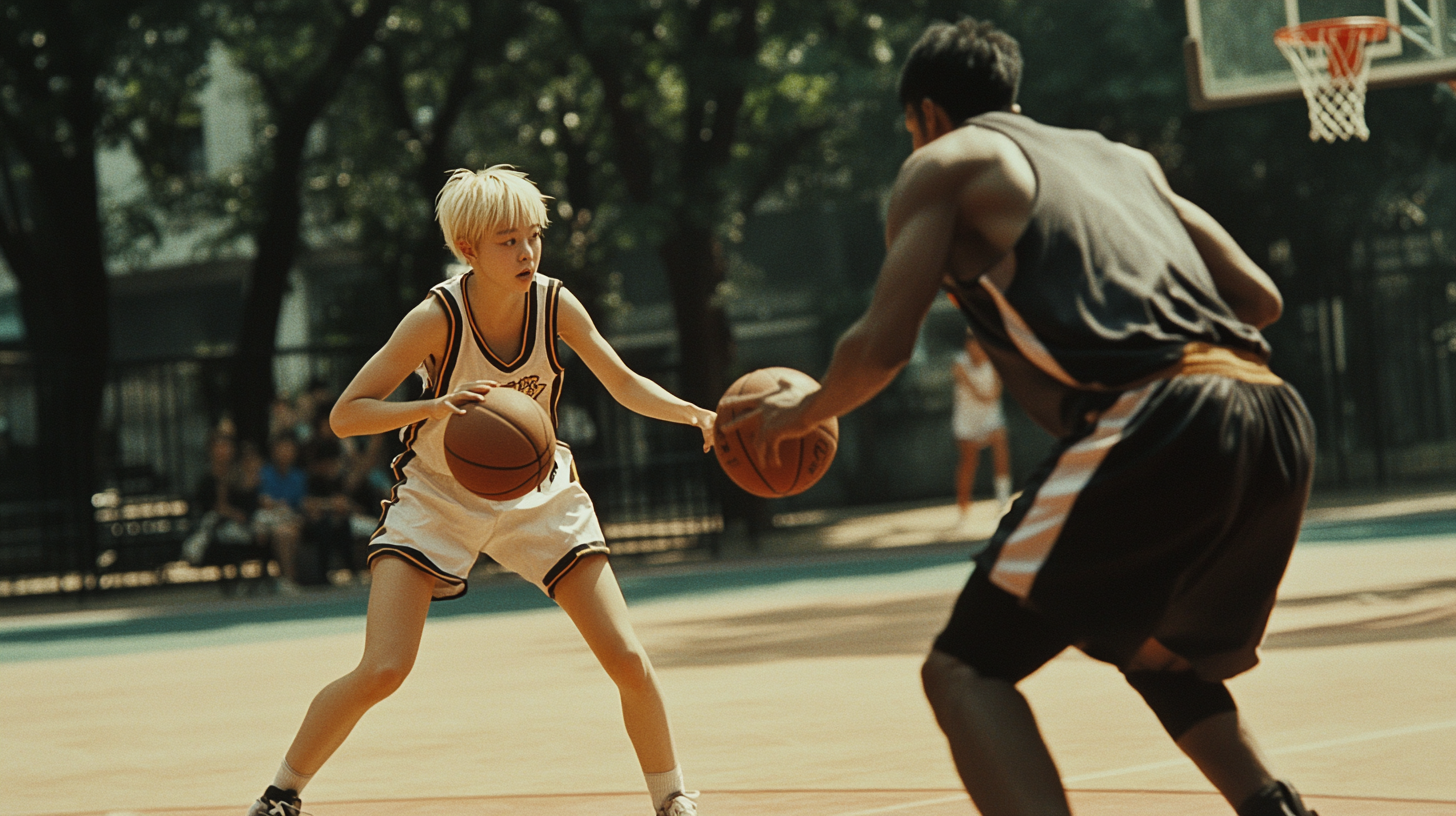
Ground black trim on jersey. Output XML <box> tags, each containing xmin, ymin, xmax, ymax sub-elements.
<box><xmin>385</xmin><ymin>285</ymin><xmax>463</xmax><ymax>524</ymax></box>
<box><xmin>432</xmin><ymin>285</ymin><xmax>466</xmax><ymax>398</ymax></box>
<box><xmin>462</xmin><ymin>273</ymin><xmax>539</xmax><ymax>374</ymax></box>
<box><xmin>548</xmin><ymin>377</ymin><xmax>563</xmax><ymax>429</ymax></box>
<box><xmin>545</xmin><ymin>278</ymin><xmax>564</xmax><ymax>374</ymax></box>
<box><xmin>387</xmin><ymin>448</ymin><xmax>415</xmax><ymax>485</ymax></box>
<box><xmin>376</xmin><ymin>447</ymin><xmax>415</xmax><ymax>527</ymax></box>
<box><xmin>545</xmin><ymin>279</ymin><xmax>565</xmax><ymax>427</ymax></box>
<box><xmin>396</xmin><ymin>287</ymin><xmax>466</xmax><ymax>456</ymax></box>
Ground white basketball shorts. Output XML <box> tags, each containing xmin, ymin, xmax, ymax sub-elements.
<box><xmin>367</xmin><ymin>443</ymin><xmax>608</xmax><ymax>600</ymax></box>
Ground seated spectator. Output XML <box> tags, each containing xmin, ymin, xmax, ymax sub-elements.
<box><xmin>238</xmin><ymin>438</ymin><xmax>265</xmax><ymax>492</ymax></box>
<box><xmin>294</xmin><ymin>378</ymin><xmax>336</xmax><ymax>443</ymax></box>
<box><xmin>345</xmin><ymin>432</ymin><xmax>395</xmax><ymax>525</ymax></box>
<box><xmin>301</xmin><ymin>400</ymin><xmax>355</xmax><ymax>477</ymax></box>
<box><xmin>255</xmin><ymin>431</ymin><xmax>306</xmax><ymax>591</ymax></box>
<box><xmin>182</xmin><ymin>428</ymin><xmax>259</xmax><ymax>566</ymax></box>
<box><xmin>267</xmin><ymin>395</ymin><xmax>301</xmax><ymax>444</ymax></box>
<box><xmin>302</xmin><ymin>436</ymin><xmax>362</xmax><ymax>584</ymax></box>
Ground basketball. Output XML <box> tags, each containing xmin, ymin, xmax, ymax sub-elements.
<box><xmin>714</xmin><ymin>367</ymin><xmax>838</xmax><ymax>498</ymax></box>
<box><xmin>443</xmin><ymin>387</ymin><xmax>557</xmax><ymax>500</ymax></box>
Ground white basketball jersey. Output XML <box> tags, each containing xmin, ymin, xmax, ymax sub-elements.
<box><xmin>397</xmin><ymin>272</ymin><xmax>566</xmax><ymax>486</ymax></box>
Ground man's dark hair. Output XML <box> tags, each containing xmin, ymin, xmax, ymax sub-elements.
<box><xmin>898</xmin><ymin>18</ymin><xmax>1022</xmax><ymax>125</ymax></box>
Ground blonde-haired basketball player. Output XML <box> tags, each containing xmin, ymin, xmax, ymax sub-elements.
<box><xmin>245</xmin><ymin>165</ymin><xmax>714</xmax><ymax>816</ymax></box>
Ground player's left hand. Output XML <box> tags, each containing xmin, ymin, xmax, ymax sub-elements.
<box><xmin>689</xmin><ymin>405</ymin><xmax>716</xmax><ymax>452</ymax></box>
<box><xmin>718</xmin><ymin>376</ymin><xmax>818</xmax><ymax>468</ymax></box>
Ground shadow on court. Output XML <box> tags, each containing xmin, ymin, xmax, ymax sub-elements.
<box><xmin>4</xmin><ymin>506</ymin><xmax>1455</xmax><ymax>659</ymax></box>
<box><xmin>1263</xmin><ymin>578</ymin><xmax>1456</xmax><ymax>650</ymax></box>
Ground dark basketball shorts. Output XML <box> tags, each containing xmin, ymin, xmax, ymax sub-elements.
<box><xmin>933</xmin><ymin>373</ymin><xmax>1315</xmax><ymax>682</ymax></box>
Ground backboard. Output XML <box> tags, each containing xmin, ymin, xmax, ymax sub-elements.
<box><xmin>1185</xmin><ymin>0</ymin><xmax>1456</xmax><ymax>109</ymax></box>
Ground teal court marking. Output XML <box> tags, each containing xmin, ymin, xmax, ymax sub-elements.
<box><xmin>0</xmin><ymin>547</ymin><xmax>974</xmax><ymax>664</ymax></box>
<box><xmin>1299</xmin><ymin>509</ymin><xmax>1456</xmax><ymax>543</ymax></box>
<box><xmin>3</xmin><ymin>506</ymin><xmax>1452</xmax><ymax>664</ymax></box>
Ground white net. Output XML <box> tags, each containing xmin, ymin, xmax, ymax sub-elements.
<box><xmin>1275</xmin><ymin>19</ymin><xmax>1388</xmax><ymax>143</ymax></box>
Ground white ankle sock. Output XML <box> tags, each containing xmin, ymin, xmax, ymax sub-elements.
<box><xmin>272</xmin><ymin>759</ymin><xmax>313</xmax><ymax>795</ymax></box>
<box><xmin>645</xmin><ymin>765</ymin><xmax>684</xmax><ymax>810</ymax></box>
<box><xmin>995</xmin><ymin>475</ymin><xmax>1012</xmax><ymax>506</ymax></box>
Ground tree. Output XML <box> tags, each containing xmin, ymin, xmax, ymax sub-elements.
<box><xmin>530</xmin><ymin>0</ymin><xmax>907</xmax><ymax>407</ymax></box>
<box><xmin>0</xmin><ymin>0</ymin><xmax>200</xmax><ymax>570</ymax></box>
<box><xmin>492</xmin><ymin>0</ymin><xmax>909</xmax><ymax>527</ymax></box>
<box><xmin>302</xmin><ymin>0</ymin><xmax>530</xmax><ymax>325</ymax></box>
<box><xmin>206</xmin><ymin>0</ymin><xmax>390</xmax><ymax>445</ymax></box>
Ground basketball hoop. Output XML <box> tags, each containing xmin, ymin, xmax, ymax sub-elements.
<box><xmin>1274</xmin><ymin>16</ymin><xmax>1395</xmax><ymax>143</ymax></box>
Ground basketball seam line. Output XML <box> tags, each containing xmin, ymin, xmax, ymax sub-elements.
<box><xmin>725</xmin><ymin>377</ymin><xmax>802</xmax><ymax>496</ymax></box>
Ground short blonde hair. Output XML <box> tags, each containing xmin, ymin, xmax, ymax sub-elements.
<box><xmin>435</xmin><ymin>165</ymin><xmax>551</xmax><ymax>263</ymax></box>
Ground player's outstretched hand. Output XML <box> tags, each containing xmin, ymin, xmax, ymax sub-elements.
<box><xmin>718</xmin><ymin>375</ymin><xmax>818</xmax><ymax>469</ymax></box>
<box><xmin>689</xmin><ymin>405</ymin><xmax>717</xmax><ymax>453</ymax></box>
<box><xmin>428</xmin><ymin>380</ymin><xmax>497</xmax><ymax>421</ymax></box>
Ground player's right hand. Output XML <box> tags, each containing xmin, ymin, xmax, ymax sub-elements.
<box><xmin>719</xmin><ymin>376</ymin><xmax>818</xmax><ymax>469</ymax></box>
<box><xmin>428</xmin><ymin>380</ymin><xmax>497</xmax><ymax>420</ymax></box>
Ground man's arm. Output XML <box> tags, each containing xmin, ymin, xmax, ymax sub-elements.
<box><xmin>722</xmin><ymin>143</ymin><xmax>970</xmax><ymax>464</ymax></box>
<box><xmin>1127</xmin><ymin>146</ymin><xmax>1283</xmax><ymax>329</ymax></box>
<box><xmin>803</xmin><ymin>177</ymin><xmax>957</xmax><ymax>420</ymax></box>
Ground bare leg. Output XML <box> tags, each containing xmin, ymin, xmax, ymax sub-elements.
<box><xmin>955</xmin><ymin>440</ymin><xmax>981</xmax><ymax>515</ymax></box>
<box><xmin>1177</xmin><ymin>712</ymin><xmax>1277</xmax><ymax>809</ymax></box>
<box><xmin>282</xmin><ymin>556</ymin><xmax>436</xmax><ymax>774</ymax></box>
<box><xmin>989</xmin><ymin>430</ymin><xmax>1011</xmax><ymax>482</ymax></box>
<box><xmin>271</xmin><ymin>521</ymin><xmax>302</xmax><ymax>583</ymax></box>
<box><xmin>554</xmin><ymin>555</ymin><xmax>678</xmax><ymax>774</ymax></box>
<box><xmin>922</xmin><ymin>649</ymin><xmax>1071</xmax><ymax>816</ymax></box>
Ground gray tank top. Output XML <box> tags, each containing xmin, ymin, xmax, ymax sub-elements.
<box><xmin>944</xmin><ymin>111</ymin><xmax>1269</xmax><ymax>436</ymax></box>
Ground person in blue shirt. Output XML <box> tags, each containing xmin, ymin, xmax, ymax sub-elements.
<box><xmin>255</xmin><ymin>431</ymin><xmax>307</xmax><ymax>590</ymax></box>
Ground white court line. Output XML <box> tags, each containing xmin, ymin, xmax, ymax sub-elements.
<box><xmin>830</xmin><ymin>794</ymin><xmax>967</xmax><ymax>816</ymax></box>
<box><xmin>1063</xmin><ymin>718</ymin><xmax>1456</xmax><ymax>784</ymax></box>
<box><xmin>823</xmin><ymin>718</ymin><xmax>1456</xmax><ymax>813</ymax></box>
<box><xmin>1062</xmin><ymin>757</ymin><xmax>1191</xmax><ymax>783</ymax></box>
<box><xmin>1265</xmin><ymin>718</ymin><xmax>1456</xmax><ymax>756</ymax></box>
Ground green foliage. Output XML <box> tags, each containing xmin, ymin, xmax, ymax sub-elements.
<box><xmin>79</xmin><ymin>0</ymin><xmax>1456</xmax><ymax>354</ymax></box>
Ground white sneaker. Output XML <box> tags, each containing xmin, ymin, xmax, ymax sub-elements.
<box><xmin>657</xmin><ymin>790</ymin><xmax>700</xmax><ymax>816</ymax></box>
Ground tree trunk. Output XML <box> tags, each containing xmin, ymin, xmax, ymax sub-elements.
<box><xmin>225</xmin><ymin>1</ymin><xmax>390</xmax><ymax>446</ymax></box>
<box><xmin>230</xmin><ymin>122</ymin><xmax>308</xmax><ymax>447</ymax></box>
<box><xmin>658</xmin><ymin>222</ymin><xmax>770</xmax><ymax>538</ymax></box>
<box><xmin>9</xmin><ymin>148</ymin><xmax>110</xmax><ymax>574</ymax></box>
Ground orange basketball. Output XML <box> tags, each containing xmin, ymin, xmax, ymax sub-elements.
<box><xmin>714</xmin><ymin>367</ymin><xmax>838</xmax><ymax>498</ymax></box>
<box><xmin>443</xmin><ymin>387</ymin><xmax>556</xmax><ymax>500</ymax></box>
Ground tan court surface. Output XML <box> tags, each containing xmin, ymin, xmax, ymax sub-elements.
<box><xmin>3</xmin><ymin>495</ymin><xmax>1455</xmax><ymax>816</ymax></box>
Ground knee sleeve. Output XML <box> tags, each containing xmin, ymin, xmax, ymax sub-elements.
<box><xmin>1123</xmin><ymin>670</ymin><xmax>1236</xmax><ymax>740</ymax></box>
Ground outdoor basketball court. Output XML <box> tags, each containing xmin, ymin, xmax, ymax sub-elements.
<box><xmin>5</xmin><ymin>2</ymin><xmax>1456</xmax><ymax>814</ymax></box>
<box><xmin>3</xmin><ymin>492</ymin><xmax>1454</xmax><ymax>816</ymax></box>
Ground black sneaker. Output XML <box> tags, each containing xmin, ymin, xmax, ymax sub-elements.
<box><xmin>246</xmin><ymin>785</ymin><xmax>306</xmax><ymax>816</ymax></box>
<box><xmin>1237</xmin><ymin>780</ymin><xmax>1318</xmax><ymax>816</ymax></box>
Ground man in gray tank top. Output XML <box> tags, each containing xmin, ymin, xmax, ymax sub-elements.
<box><xmin>723</xmin><ymin>17</ymin><xmax>1318</xmax><ymax>816</ymax></box>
